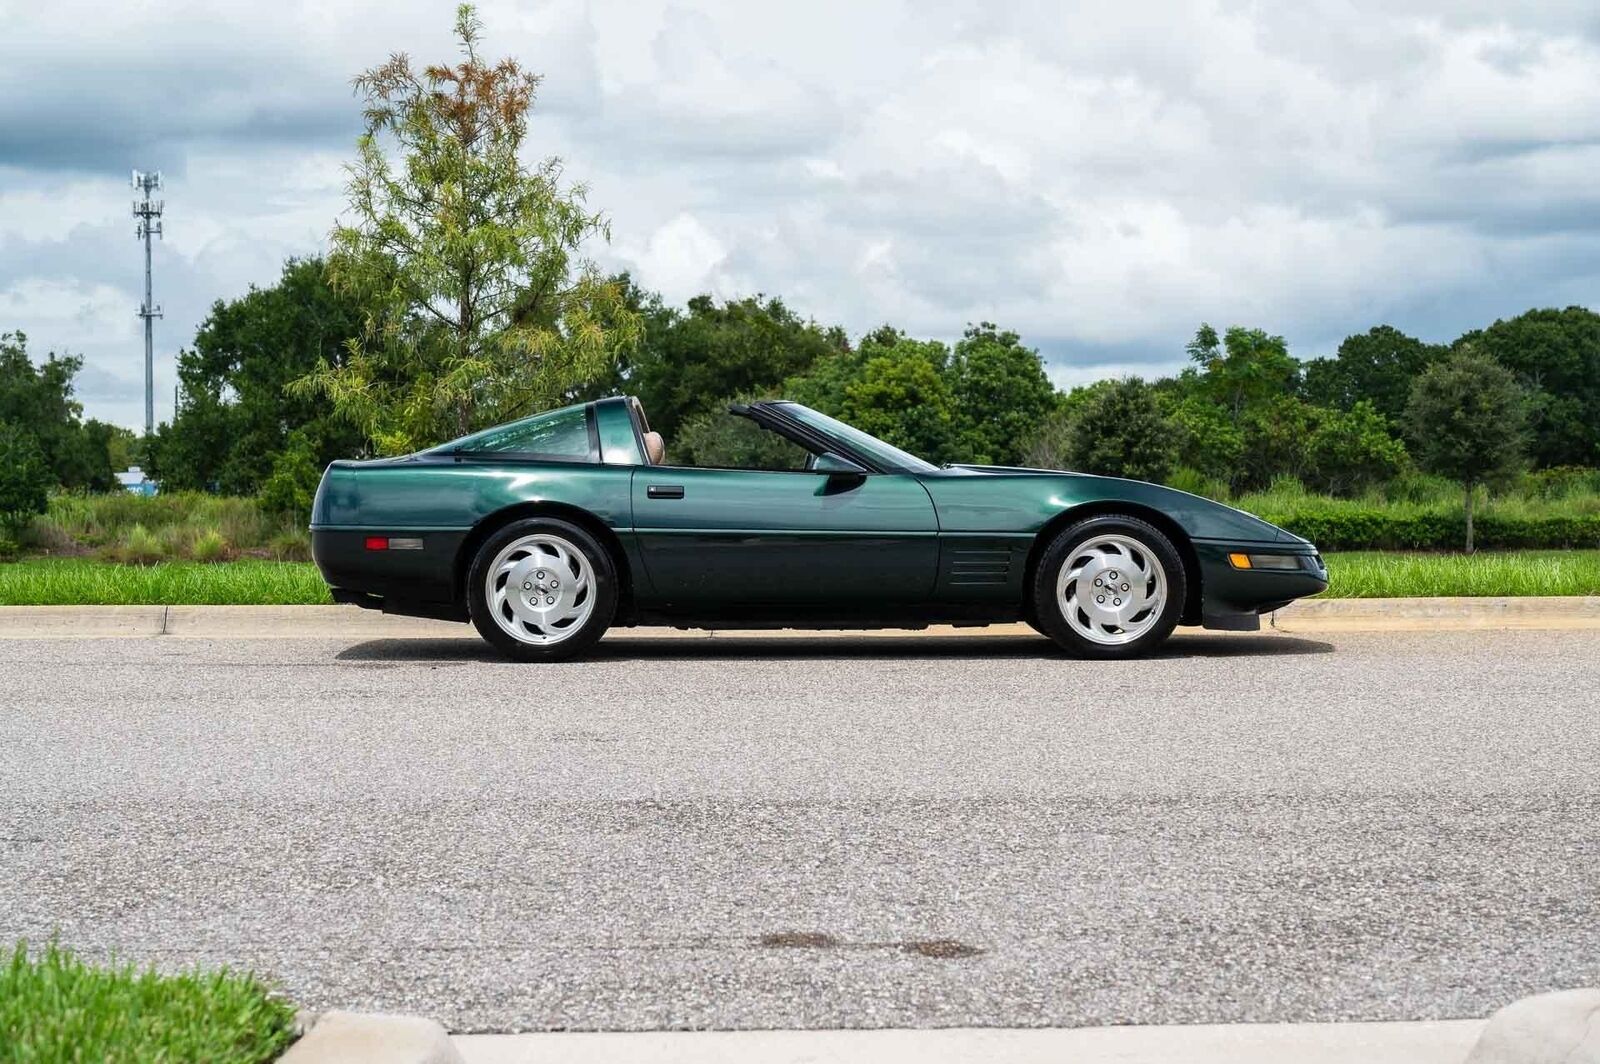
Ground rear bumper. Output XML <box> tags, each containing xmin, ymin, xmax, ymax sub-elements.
<box><xmin>312</xmin><ymin>528</ymin><xmax>469</xmax><ymax>622</ymax></box>
<box><xmin>1193</xmin><ymin>539</ymin><xmax>1328</xmax><ymax>632</ymax></box>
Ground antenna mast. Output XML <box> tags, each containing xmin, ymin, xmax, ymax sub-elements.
<box><xmin>131</xmin><ymin>170</ymin><xmax>164</xmax><ymax>436</ymax></box>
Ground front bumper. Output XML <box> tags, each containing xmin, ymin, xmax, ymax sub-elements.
<box><xmin>1192</xmin><ymin>540</ymin><xmax>1327</xmax><ymax>631</ymax></box>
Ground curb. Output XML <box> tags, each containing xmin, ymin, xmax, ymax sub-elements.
<box><xmin>1271</xmin><ymin>595</ymin><xmax>1600</xmax><ymax>632</ymax></box>
<box><xmin>449</xmin><ymin>1019</ymin><xmax>1488</xmax><ymax>1063</ymax></box>
<box><xmin>0</xmin><ymin>598</ymin><xmax>1596</xmax><ymax>640</ymax></box>
<box><xmin>280</xmin><ymin>1010</ymin><xmax>462</xmax><ymax>1064</ymax></box>
<box><xmin>1465</xmin><ymin>988</ymin><xmax>1600</xmax><ymax>1063</ymax></box>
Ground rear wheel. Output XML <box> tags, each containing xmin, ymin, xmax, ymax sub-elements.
<box><xmin>1031</xmin><ymin>515</ymin><xmax>1185</xmax><ymax>659</ymax></box>
<box><xmin>467</xmin><ymin>518</ymin><xmax>617</xmax><ymax>661</ymax></box>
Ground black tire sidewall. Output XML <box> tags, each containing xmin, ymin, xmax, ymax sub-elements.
<box><xmin>1032</xmin><ymin>515</ymin><xmax>1186</xmax><ymax>659</ymax></box>
<box><xmin>467</xmin><ymin>518</ymin><xmax>617</xmax><ymax>661</ymax></box>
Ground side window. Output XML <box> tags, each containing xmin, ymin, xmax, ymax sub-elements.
<box><xmin>462</xmin><ymin>407</ymin><xmax>592</xmax><ymax>460</ymax></box>
<box><xmin>675</xmin><ymin>413</ymin><xmax>813</xmax><ymax>471</ymax></box>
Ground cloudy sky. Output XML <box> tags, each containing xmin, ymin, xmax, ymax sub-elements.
<box><xmin>3</xmin><ymin>0</ymin><xmax>1598</xmax><ymax>430</ymax></box>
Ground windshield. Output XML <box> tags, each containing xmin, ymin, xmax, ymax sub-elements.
<box><xmin>776</xmin><ymin>403</ymin><xmax>940</xmax><ymax>474</ymax></box>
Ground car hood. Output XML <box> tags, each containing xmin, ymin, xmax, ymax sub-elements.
<box><xmin>935</xmin><ymin>464</ymin><xmax>1304</xmax><ymax>544</ymax></box>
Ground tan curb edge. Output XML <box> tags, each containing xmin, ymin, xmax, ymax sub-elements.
<box><xmin>279</xmin><ymin>1010</ymin><xmax>462</xmax><ymax>1064</ymax></box>
<box><xmin>1272</xmin><ymin>595</ymin><xmax>1600</xmax><ymax>632</ymax></box>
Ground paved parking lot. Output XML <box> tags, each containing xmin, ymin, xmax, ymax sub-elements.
<box><xmin>2</xmin><ymin>628</ymin><xmax>1597</xmax><ymax>1032</ymax></box>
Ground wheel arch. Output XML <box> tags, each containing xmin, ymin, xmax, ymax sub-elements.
<box><xmin>1024</xmin><ymin>501</ymin><xmax>1202</xmax><ymax>626</ymax></box>
<box><xmin>454</xmin><ymin>502</ymin><xmax>636</xmax><ymax>622</ymax></box>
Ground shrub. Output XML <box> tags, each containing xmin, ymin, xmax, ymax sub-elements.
<box><xmin>1257</xmin><ymin>507</ymin><xmax>1600</xmax><ymax>551</ymax></box>
<box><xmin>1522</xmin><ymin>466</ymin><xmax>1600</xmax><ymax>500</ymax></box>
<box><xmin>1379</xmin><ymin>470</ymin><xmax>1460</xmax><ymax>505</ymax></box>
<box><xmin>1163</xmin><ymin>466</ymin><xmax>1230</xmax><ymax>501</ymax></box>
<box><xmin>191</xmin><ymin>529</ymin><xmax>229</xmax><ymax>563</ymax></box>
<box><xmin>21</xmin><ymin>492</ymin><xmax>296</xmax><ymax>561</ymax></box>
<box><xmin>107</xmin><ymin>523</ymin><xmax>168</xmax><ymax>565</ymax></box>
<box><xmin>267</xmin><ymin>529</ymin><xmax>312</xmax><ymax>562</ymax></box>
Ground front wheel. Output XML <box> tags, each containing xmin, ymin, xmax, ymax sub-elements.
<box><xmin>467</xmin><ymin>518</ymin><xmax>617</xmax><ymax>661</ymax></box>
<box><xmin>1031</xmin><ymin>515</ymin><xmax>1186</xmax><ymax>659</ymax></box>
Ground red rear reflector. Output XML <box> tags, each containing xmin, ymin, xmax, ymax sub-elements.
<box><xmin>364</xmin><ymin>536</ymin><xmax>389</xmax><ymax>551</ymax></box>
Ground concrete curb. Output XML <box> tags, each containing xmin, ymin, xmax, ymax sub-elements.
<box><xmin>280</xmin><ymin>1010</ymin><xmax>462</xmax><ymax>1064</ymax></box>
<box><xmin>1272</xmin><ymin>596</ymin><xmax>1600</xmax><ymax>632</ymax></box>
<box><xmin>451</xmin><ymin>1019</ymin><xmax>1488</xmax><ymax>1064</ymax></box>
<box><xmin>0</xmin><ymin>597</ymin><xmax>1595</xmax><ymax>640</ymax></box>
<box><xmin>1465</xmin><ymin>988</ymin><xmax>1600</xmax><ymax>1063</ymax></box>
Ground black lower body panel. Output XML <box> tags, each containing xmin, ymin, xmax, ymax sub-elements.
<box><xmin>314</xmin><ymin>529</ymin><xmax>469</xmax><ymax>623</ymax></box>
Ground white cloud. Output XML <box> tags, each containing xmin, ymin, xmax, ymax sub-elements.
<box><xmin>615</xmin><ymin>213</ymin><xmax>729</xmax><ymax>302</ymax></box>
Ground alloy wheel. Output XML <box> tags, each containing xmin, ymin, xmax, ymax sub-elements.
<box><xmin>1054</xmin><ymin>532</ymin><xmax>1168</xmax><ymax>646</ymax></box>
<box><xmin>484</xmin><ymin>533</ymin><xmax>595</xmax><ymax>645</ymax></box>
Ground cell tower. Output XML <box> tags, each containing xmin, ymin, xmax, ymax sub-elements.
<box><xmin>131</xmin><ymin>170</ymin><xmax>164</xmax><ymax>436</ymax></box>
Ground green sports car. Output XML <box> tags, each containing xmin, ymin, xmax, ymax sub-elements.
<box><xmin>310</xmin><ymin>396</ymin><xmax>1327</xmax><ymax>660</ymax></box>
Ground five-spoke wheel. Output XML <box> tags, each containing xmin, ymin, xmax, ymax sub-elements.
<box><xmin>1032</xmin><ymin>515</ymin><xmax>1185</xmax><ymax>658</ymax></box>
<box><xmin>468</xmin><ymin>518</ymin><xmax>616</xmax><ymax>661</ymax></box>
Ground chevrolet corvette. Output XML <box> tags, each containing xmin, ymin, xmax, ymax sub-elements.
<box><xmin>310</xmin><ymin>396</ymin><xmax>1327</xmax><ymax>660</ymax></box>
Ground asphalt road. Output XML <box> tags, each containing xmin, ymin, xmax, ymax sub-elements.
<box><xmin>2</xmin><ymin>629</ymin><xmax>1598</xmax><ymax>1032</ymax></box>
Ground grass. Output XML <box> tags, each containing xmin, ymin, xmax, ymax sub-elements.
<box><xmin>0</xmin><ymin>941</ymin><xmax>296</xmax><ymax>1064</ymax></box>
<box><xmin>0</xmin><ymin>559</ymin><xmax>331</xmax><ymax>606</ymax></box>
<box><xmin>1</xmin><ymin>552</ymin><xmax>1598</xmax><ymax>606</ymax></box>
<box><xmin>1324</xmin><ymin>550</ymin><xmax>1600</xmax><ymax>598</ymax></box>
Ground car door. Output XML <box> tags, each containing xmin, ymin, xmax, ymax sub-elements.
<box><xmin>630</xmin><ymin>466</ymin><xmax>940</xmax><ymax>606</ymax></box>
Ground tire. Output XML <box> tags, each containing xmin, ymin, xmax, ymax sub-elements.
<box><xmin>1031</xmin><ymin>514</ymin><xmax>1186</xmax><ymax>659</ymax></box>
<box><xmin>467</xmin><ymin>517</ymin><xmax>618</xmax><ymax>662</ymax></box>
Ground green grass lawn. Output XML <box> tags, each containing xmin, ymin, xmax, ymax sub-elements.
<box><xmin>0</xmin><ymin>559</ymin><xmax>332</xmax><ymax>606</ymax></box>
<box><xmin>1</xmin><ymin>941</ymin><xmax>296</xmax><ymax>1064</ymax></box>
<box><xmin>2</xmin><ymin>551</ymin><xmax>1598</xmax><ymax>606</ymax></box>
<box><xmin>1323</xmin><ymin>550</ymin><xmax>1600</xmax><ymax>598</ymax></box>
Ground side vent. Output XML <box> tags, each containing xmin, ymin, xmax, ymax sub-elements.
<box><xmin>947</xmin><ymin>547</ymin><xmax>1012</xmax><ymax>586</ymax></box>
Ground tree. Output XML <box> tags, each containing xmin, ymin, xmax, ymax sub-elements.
<box><xmin>788</xmin><ymin>327</ymin><xmax>961</xmax><ymax>463</ymax></box>
<box><xmin>1186</xmin><ymin>323</ymin><xmax>1299</xmax><ymax>424</ymax></box>
<box><xmin>1035</xmin><ymin>378</ymin><xmax>1173</xmax><ymax>481</ymax></box>
<box><xmin>1165</xmin><ymin>394</ymin><xmax>1245</xmax><ymax>485</ymax></box>
<box><xmin>0</xmin><ymin>332</ymin><xmax>115</xmax><ymax>491</ymax></box>
<box><xmin>1454</xmin><ymin>307</ymin><xmax>1600</xmax><ymax>468</ymax></box>
<box><xmin>625</xmin><ymin>292</ymin><xmax>846</xmax><ymax>438</ymax></box>
<box><xmin>296</xmin><ymin>4</ymin><xmax>641</xmax><ymax>455</ymax></box>
<box><xmin>1237</xmin><ymin>395</ymin><xmax>1317</xmax><ymax>488</ymax></box>
<box><xmin>259</xmin><ymin>431</ymin><xmax>324</xmax><ymax>520</ymax></box>
<box><xmin>1301</xmin><ymin>325</ymin><xmax>1443</xmax><ymax>425</ymax></box>
<box><xmin>1304</xmin><ymin>400</ymin><xmax>1408</xmax><ymax>496</ymax></box>
<box><xmin>1405</xmin><ymin>350</ymin><xmax>1526</xmax><ymax>552</ymax></box>
<box><xmin>146</xmin><ymin>257</ymin><xmax>364</xmax><ymax>493</ymax></box>
<box><xmin>673</xmin><ymin>406</ymin><xmax>811</xmax><ymax>470</ymax></box>
<box><xmin>0</xmin><ymin>422</ymin><xmax>52</xmax><ymax>546</ymax></box>
<box><xmin>947</xmin><ymin>323</ymin><xmax>1056</xmax><ymax>465</ymax></box>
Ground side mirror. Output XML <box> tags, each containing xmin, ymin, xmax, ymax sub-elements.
<box><xmin>811</xmin><ymin>452</ymin><xmax>867</xmax><ymax>476</ymax></box>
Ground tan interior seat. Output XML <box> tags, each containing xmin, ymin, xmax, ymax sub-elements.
<box><xmin>642</xmin><ymin>431</ymin><xmax>665</xmax><ymax>465</ymax></box>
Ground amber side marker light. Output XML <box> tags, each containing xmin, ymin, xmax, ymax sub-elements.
<box><xmin>1229</xmin><ymin>553</ymin><xmax>1304</xmax><ymax>570</ymax></box>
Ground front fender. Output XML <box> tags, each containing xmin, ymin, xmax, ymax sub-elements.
<box><xmin>919</xmin><ymin>469</ymin><xmax>1293</xmax><ymax>543</ymax></box>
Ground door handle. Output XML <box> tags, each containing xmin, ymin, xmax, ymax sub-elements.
<box><xmin>647</xmin><ymin>484</ymin><xmax>685</xmax><ymax>499</ymax></box>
